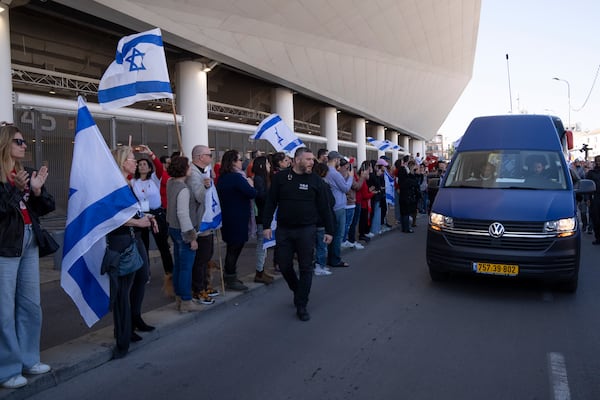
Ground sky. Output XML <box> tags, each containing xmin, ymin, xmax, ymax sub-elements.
<box><xmin>438</xmin><ymin>0</ymin><xmax>600</xmax><ymax>142</ymax></box>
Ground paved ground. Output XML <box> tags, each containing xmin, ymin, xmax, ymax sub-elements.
<box><xmin>1</xmin><ymin>212</ymin><xmax>404</xmax><ymax>400</ymax></box>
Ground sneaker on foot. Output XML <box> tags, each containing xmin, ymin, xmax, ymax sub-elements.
<box><xmin>193</xmin><ymin>291</ymin><xmax>215</xmax><ymax>305</ymax></box>
<box><xmin>23</xmin><ymin>363</ymin><xmax>51</xmax><ymax>375</ymax></box>
<box><xmin>353</xmin><ymin>242</ymin><xmax>365</xmax><ymax>249</ymax></box>
<box><xmin>314</xmin><ymin>265</ymin><xmax>332</xmax><ymax>276</ymax></box>
<box><xmin>365</xmin><ymin>232</ymin><xmax>375</xmax><ymax>238</ymax></box>
<box><xmin>205</xmin><ymin>288</ymin><xmax>220</xmax><ymax>297</ymax></box>
<box><xmin>341</xmin><ymin>240</ymin><xmax>354</xmax><ymax>248</ymax></box>
<box><xmin>1</xmin><ymin>375</ymin><xmax>27</xmax><ymax>389</ymax></box>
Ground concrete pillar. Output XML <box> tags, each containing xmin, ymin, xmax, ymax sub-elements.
<box><xmin>272</xmin><ymin>87</ymin><xmax>294</xmax><ymax>131</ymax></box>
<box><xmin>411</xmin><ymin>139</ymin><xmax>424</xmax><ymax>159</ymax></box>
<box><xmin>389</xmin><ymin>131</ymin><xmax>399</xmax><ymax>164</ymax></box>
<box><xmin>176</xmin><ymin>61</ymin><xmax>208</xmax><ymax>156</ymax></box>
<box><xmin>320</xmin><ymin>106</ymin><xmax>338</xmax><ymax>151</ymax></box>
<box><xmin>400</xmin><ymin>136</ymin><xmax>410</xmax><ymax>156</ymax></box>
<box><xmin>354</xmin><ymin>117</ymin><xmax>366</xmax><ymax>166</ymax></box>
<box><xmin>0</xmin><ymin>9</ymin><xmax>13</xmax><ymax>122</ymax></box>
<box><xmin>375</xmin><ymin>125</ymin><xmax>385</xmax><ymax>159</ymax></box>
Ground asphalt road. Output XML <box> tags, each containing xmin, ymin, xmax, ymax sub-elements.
<box><xmin>29</xmin><ymin>227</ymin><xmax>600</xmax><ymax>400</ymax></box>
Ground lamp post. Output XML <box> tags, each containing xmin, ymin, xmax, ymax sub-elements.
<box><xmin>553</xmin><ymin>77</ymin><xmax>571</xmax><ymax>130</ymax></box>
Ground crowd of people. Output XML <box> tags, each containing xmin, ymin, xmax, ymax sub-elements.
<box><xmin>7</xmin><ymin>120</ymin><xmax>600</xmax><ymax>389</ymax></box>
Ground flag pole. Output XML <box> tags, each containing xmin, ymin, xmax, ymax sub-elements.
<box><xmin>216</xmin><ymin>229</ymin><xmax>226</xmax><ymax>294</ymax></box>
<box><xmin>170</xmin><ymin>99</ymin><xmax>184</xmax><ymax>156</ymax></box>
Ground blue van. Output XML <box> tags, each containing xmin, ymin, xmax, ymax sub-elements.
<box><xmin>426</xmin><ymin>115</ymin><xmax>595</xmax><ymax>292</ymax></box>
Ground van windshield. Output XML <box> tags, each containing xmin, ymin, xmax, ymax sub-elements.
<box><xmin>443</xmin><ymin>150</ymin><xmax>568</xmax><ymax>190</ymax></box>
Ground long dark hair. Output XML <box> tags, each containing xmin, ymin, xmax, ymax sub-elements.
<box><xmin>134</xmin><ymin>157</ymin><xmax>154</xmax><ymax>180</ymax></box>
<box><xmin>252</xmin><ymin>156</ymin><xmax>270</xmax><ymax>187</ymax></box>
<box><xmin>220</xmin><ymin>149</ymin><xmax>240</xmax><ymax>175</ymax></box>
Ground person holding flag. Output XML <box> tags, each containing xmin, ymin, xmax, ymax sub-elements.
<box><xmin>108</xmin><ymin>146</ymin><xmax>157</xmax><ymax>358</ymax></box>
<box><xmin>61</xmin><ymin>97</ymin><xmax>156</xmax><ymax>361</ymax></box>
<box><xmin>187</xmin><ymin>145</ymin><xmax>219</xmax><ymax>304</ymax></box>
<box><xmin>0</xmin><ymin>124</ymin><xmax>55</xmax><ymax>389</ymax></box>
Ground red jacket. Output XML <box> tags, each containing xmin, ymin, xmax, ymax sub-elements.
<box><xmin>358</xmin><ymin>179</ymin><xmax>373</xmax><ymax>209</ymax></box>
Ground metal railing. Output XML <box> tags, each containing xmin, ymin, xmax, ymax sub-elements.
<box><xmin>11</xmin><ymin>64</ymin><xmax>355</xmax><ymax>140</ymax></box>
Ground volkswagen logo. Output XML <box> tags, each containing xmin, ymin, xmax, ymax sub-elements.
<box><xmin>488</xmin><ymin>222</ymin><xmax>505</xmax><ymax>238</ymax></box>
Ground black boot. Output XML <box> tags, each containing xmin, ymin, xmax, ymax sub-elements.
<box><xmin>296</xmin><ymin>306</ymin><xmax>310</xmax><ymax>321</ymax></box>
<box><xmin>132</xmin><ymin>314</ymin><xmax>155</xmax><ymax>332</ymax></box>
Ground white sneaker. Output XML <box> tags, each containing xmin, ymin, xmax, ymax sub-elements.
<box><xmin>353</xmin><ymin>242</ymin><xmax>365</xmax><ymax>249</ymax></box>
<box><xmin>366</xmin><ymin>232</ymin><xmax>375</xmax><ymax>238</ymax></box>
<box><xmin>23</xmin><ymin>363</ymin><xmax>51</xmax><ymax>375</ymax></box>
<box><xmin>323</xmin><ymin>266</ymin><xmax>332</xmax><ymax>272</ymax></box>
<box><xmin>341</xmin><ymin>240</ymin><xmax>354</xmax><ymax>248</ymax></box>
<box><xmin>1</xmin><ymin>375</ymin><xmax>28</xmax><ymax>389</ymax></box>
<box><xmin>314</xmin><ymin>265</ymin><xmax>332</xmax><ymax>276</ymax></box>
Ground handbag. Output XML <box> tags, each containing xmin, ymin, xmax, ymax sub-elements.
<box><xmin>38</xmin><ymin>229</ymin><xmax>60</xmax><ymax>257</ymax></box>
<box><xmin>117</xmin><ymin>239</ymin><xmax>144</xmax><ymax>276</ymax></box>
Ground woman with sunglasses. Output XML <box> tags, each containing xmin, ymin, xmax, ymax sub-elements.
<box><xmin>0</xmin><ymin>125</ymin><xmax>55</xmax><ymax>389</ymax></box>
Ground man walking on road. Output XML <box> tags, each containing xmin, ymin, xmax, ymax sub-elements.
<box><xmin>263</xmin><ymin>148</ymin><xmax>334</xmax><ymax>321</ymax></box>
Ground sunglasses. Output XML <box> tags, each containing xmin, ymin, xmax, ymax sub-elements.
<box><xmin>12</xmin><ymin>138</ymin><xmax>27</xmax><ymax>146</ymax></box>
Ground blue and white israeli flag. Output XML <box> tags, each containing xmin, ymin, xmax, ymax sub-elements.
<box><xmin>199</xmin><ymin>184</ymin><xmax>222</xmax><ymax>232</ymax></box>
<box><xmin>384</xmin><ymin>169</ymin><xmax>395</xmax><ymax>205</ymax></box>
<box><xmin>98</xmin><ymin>28</ymin><xmax>172</xmax><ymax>110</ymax></box>
<box><xmin>367</xmin><ymin>137</ymin><xmax>402</xmax><ymax>151</ymax></box>
<box><xmin>251</xmin><ymin>114</ymin><xmax>304</xmax><ymax>155</ymax></box>
<box><xmin>263</xmin><ymin>210</ymin><xmax>277</xmax><ymax>250</ymax></box>
<box><xmin>60</xmin><ymin>96</ymin><xmax>139</xmax><ymax>327</ymax></box>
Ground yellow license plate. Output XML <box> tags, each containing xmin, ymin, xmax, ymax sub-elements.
<box><xmin>473</xmin><ymin>262</ymin><xmax>519</xmax><ymax>276</ymax></box>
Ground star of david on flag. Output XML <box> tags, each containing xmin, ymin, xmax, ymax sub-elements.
<box><xmin>60</xmin><ymin>96</ymin><xmax>140</xmax><ymax>327</ymax></box>
<box><xmin>98</xmin><ymin>28</ymin><xmax>173</xmax><ymax>110</ymax></box>
<box><xmin>250</xmin><ymin>114</ymin><xmax>305</xmax><ymax>155</ymax></box>
<box><xmin>367</xmin><ymin>137</ymin><xmax>403</xmax><ymax>152</ymax></box>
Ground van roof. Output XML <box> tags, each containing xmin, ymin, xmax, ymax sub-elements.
<box><xmin>458</xmin><ymin>115</ymin><xmax>564</xmax><ymax>151</ymax></box>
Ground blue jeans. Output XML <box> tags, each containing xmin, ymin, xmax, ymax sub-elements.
<box><xmin>347</xmin><ymin>205</ymin><xmax>361</xmax><ymax>243</ymax></box>
<box><xmin>370</xmin><ymin>201</ymin><xmax>382</xmax><ymax>235</ymax></box>
<box><xmin>255</xmin><ymin>223</ymin><xmax>266</xmax><ymax>272</ymax></box>
<box><xmin>343</xmin><ymin>207</ymin><xmax>355</xmax><ymax>242</ymax></box>
<box><xmin>327</xmin><ymin>208</ymin><xmax>346</xmax><ymax>266</ymax></box>
<box><xmin>0</xmin><ymin>225</ymin><xmax>42</xmax><ymax>382</ymax></box>
<box><xmin>314</xmin><ymin>227</ymin><xmax>327</xmax><ymax>266</ymax></box>
<box><xmin>169</xmin><ymin>228</ymin><xmax>196</xmax><ymax>301</ymax></box>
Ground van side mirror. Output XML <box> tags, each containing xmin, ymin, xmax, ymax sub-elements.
<box><xmin>574</xmin><ymin>179</ymin><xmax>596</xmax><ymax>194</ymax></box>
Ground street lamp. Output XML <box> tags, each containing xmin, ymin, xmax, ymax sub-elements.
<box><xmin>553</xmin><ymin>77</ymin><xmax>571</xmax><ymax>130</ymax></box>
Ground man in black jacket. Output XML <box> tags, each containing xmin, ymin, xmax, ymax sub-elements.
<box><xmin>263</xmin><ymin>147</ymin><xmax>334</xmax><ymax>321</ymax></box>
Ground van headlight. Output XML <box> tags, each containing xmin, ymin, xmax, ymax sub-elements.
<box><xmin>544</xmin><ymin>217</ymin><xmax>576</xmax><ymax>237</ymax></box>
<box><xmin>430</xmin><ymin>213</ymin><xmax>453</xmax><ymax>231</ymax></box>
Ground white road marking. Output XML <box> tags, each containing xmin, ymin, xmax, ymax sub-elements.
<box><xmin>548</xmin><ymin>352</ymin><xmax>571</xmax><ymax>400</ymax></box>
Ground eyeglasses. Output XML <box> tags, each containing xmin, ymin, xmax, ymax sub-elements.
<box><xmin>12</xmin><ymin>138</ymin><xmax>27</xmax><ymax>146</ymax></box>
<box><xmin>202</xmin><ymin>153</ymin><xmax>212</xmax><ymax>157</ymax></box>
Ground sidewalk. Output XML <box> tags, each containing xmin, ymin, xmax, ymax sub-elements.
<box><xmin>0</xmin><ymin>222</ymin><xmax>403</xmax><ymax>400</ymax></box>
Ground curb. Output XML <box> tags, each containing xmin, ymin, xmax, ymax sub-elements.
<box><xmin>0</xmin><ymin>272</ymin><xmax>282</xmax><ymax>400</ymax></box>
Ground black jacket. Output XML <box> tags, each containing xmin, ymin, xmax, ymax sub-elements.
<box><xmin>0</xmin><ymin>167</ymin><xmax>55</xmax><ymax>257</ymax></box>
<box><xmin>263</xmin><ymin>169</ymin><xmax>335</xmax><ymax>235</ymax></box>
